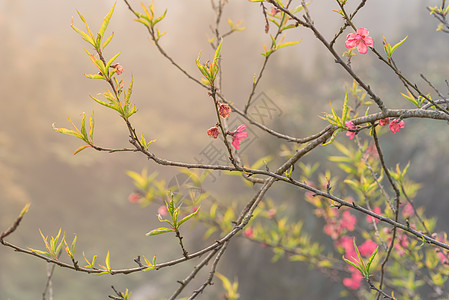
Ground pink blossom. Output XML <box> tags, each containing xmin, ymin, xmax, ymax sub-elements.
<box><xmin>359</xmin><ymin>240</ymin><xmax>377</xmax><ymax>257</ymax></box>
<box><xmin>128</xmin><ymin>193</ymin><xmax>141</xmax><ymax>203</ymax></box>
<box><xmin>345</xmin><ymin>121</ymin><xmax>356</xmax><ymax>139</ymax></box>
<box><xmin>270</xmin><ymin>7</ymin><xmax>281</xmax><ymax>16</ymax></box>
<box><xmin>431</xmin><ymin>232</ymin><xmax>448</xmax><ymax>264</ymax></box>
<box><xmin>345</xmin><ymin>28</ymin><xmax>374</xmax><ymax>54</ymax></box>
<box><xmin>111</xmin><ymin>63</ymin><xmax>124</xmax><ymax>75</ymax></box>
<box><xmin>243</xmin><ymin>227</ymin><xmax>254</xmax><ymax>238</ymax></box>
<box><xmin>207</xmin><ymin>126</ymin><xmax>220</xmax><ymax>138</ymax></box>
<box><xmin>436</xmin><ymin>249</ymin><xmax>448</xmax><ymax>264</ymax></box>
<box><xmin>324</xmin><ymin>221</ymin><xmax>340</xmax><ymax>240</ymax></box>
<box><xmin>267</xmin><ymin>209</ymin><xmax>276</xmax><ymax>219</ymax></box>
<box><xmin>341</xmin><ymin>211</ymin><xmax>356</xmax><ymax>231</ymax></box>
<box><xmin>366</xmin><ymin>207</ymin><xmax>381</xmax><ymax>223</ymax></box>
<box><xmin>230</xmin><ymin>124</ymin><xmax>249</xmax><ymax>150</ymax></box>
<box><xmin>365</xmin><ymin>143</ymin><xmax>379</xmax><ymax>159</ymax></box>
<box><xmin>158</xmin><ymin>205</ymin><xmax>168</xmax><ymax>216</ymax></box>
<box><xmin>219</xmin><ymin>104</ymin><xmax>231</xmax><ymax>118</ymax></box>
<box><xmin>378</xmin><ymin>118</ymin><xmax>390</xmax><ymax>126</ymax></box>
<box><xmin>395</xmin><ymin>234</ymin><xmax>409</xmax><ymax>257</ymax></box>
<box><xmin>402</xmin><ymin>203</ymin><xmax>414</xmax><ymax>218</ymax></box>
<box><xmin>389</xmin><ymin>119</ymin><xmax>405</xmax><ymax>133</ymax></box>
<box><xmin>343</xmin><ymin>270</ymin><xmax>363</xmax><ymax>290</ymax></box>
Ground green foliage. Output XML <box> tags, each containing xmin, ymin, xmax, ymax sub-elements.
<box><xmin>52</xmin><ymin>112</ymin><xmax>95</xmax><ymax>155</ymax></box>
<box><xmin>71</xmin><ymin>3</ymin><xmax>116</xmax><ymax>54</ymax></box>
<box><xmin>216</xmin><ymin>273</ymin><xmax>240</xmax><ymax>300</ymax></box>
<box><xmin>342</xmin><ymin>238</ymin><xmax>378</xmax><ymax>279</ymax></box>
<box><xmin>29</xmin><ymin>229</ymin><xmax>65</xmax><ymax>260</ymax></box>
<box><xmin>196</xmin><ymin>39</ymin><xmax>223</xmax><ymax>87</ymax></box>
<box><xmin>146</xmin><ymin>195</ymin><xmax>200</xmax><ymax>236</ymax></box>
<box><xmin>320</xmin><ymin>93</ymin><xmax>350</xmax><ymax>145</ymax></box>
<box><xmin>382</xmin><ymin>35</ymin><xmax>408</xmax><ymax>60</ymax></box>
<box><xmin>262</xmin><ymin>34</ymin><xmax>301</xmax><ymax>57</ymax></box>
<box><xmin>134</xmin><ymin>1</ymin><xmax>167</xmax><ymax>41</ymax></box>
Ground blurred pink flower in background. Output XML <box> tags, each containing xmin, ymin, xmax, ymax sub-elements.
<box><xmin>128</xmin><ymin>193</ymin><xmax>141</xmax><ymax>203</ymax></box>
<box><xmin>243</xmin><ymin>227</ymin><xmax>254</xmax><ymax>238</ymax></box>
<box><xmin>158</xmin><ymin>205</ymin><xmax>168</xmax><ymax>216</ymax></box>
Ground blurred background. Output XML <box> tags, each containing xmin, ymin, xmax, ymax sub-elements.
<box><xmin>1</xmin><ymin>0</ymin><xmax>449</xmax><ymax>299</ymax></box>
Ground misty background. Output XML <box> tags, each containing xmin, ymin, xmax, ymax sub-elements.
<box><xmin>1</xmin><ymin>0</ymin><xmax>449</xmax><ymax>299</ymax></box>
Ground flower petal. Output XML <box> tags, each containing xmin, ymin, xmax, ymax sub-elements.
<box><xmin>232</xmin><ymin>138</ymin><xmax>240</xmax><ymax>149</ymax></box>
<box><xmin>363</xmin><ymin>36</ymin><xmax>374</xmax><ymax>47</ymax></box>
<box><xmin>236</xmin><ymin>124</ymin><xmax>247</xmax><ymax>132</ymax></box>
<box><xmin>357</xmin><ymin>28</ymin><xmax>369</xmax><ymax>37</ymax></box>
<box><xmin>357</xmin><ymin>42</ymin><xmax>368</xmax><ymax>54</ymax></box>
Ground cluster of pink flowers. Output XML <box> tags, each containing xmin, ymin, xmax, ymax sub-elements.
<box><xmin>323</xmin><ymin>207</ymin><xmax>356</xmax><ymax>239</ymax></box>
<box><xmin>346</xmin><ymin>118</ymin><xmax>405</xmax><ymax>139</ymax></box>
<box><xmin>206</xmin><ymin>102</ymin><xmax>248</xmax><ymax>150</ymax></box>
<box><xmin>378</xmin><ymin>117</ymin><xmax>405</xmax><ymax>133</ymax></box>
<box><xmin>207</xmin><ymin>124</ymin><xmax>249</xmax><ymax>150</ymax></box>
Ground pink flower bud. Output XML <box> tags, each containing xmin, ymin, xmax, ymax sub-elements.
<box><xmin>207</xmin><ymin>126</ymin><xmax>220</xmax><ymax>138</ymax></box>
<box><xmin>378</xmin><ymin>118</ymin><xmax>390</xmax><ymax>126</ymax></box>
<box><xmin>218</xmin><ymin>104</ymin><xmax>231</xmax><ymax>118</ymax></box>
<box><xmin>128</xmin><ymin>193</ymin><xmax>141</xmax><ymax>203</ymax></box>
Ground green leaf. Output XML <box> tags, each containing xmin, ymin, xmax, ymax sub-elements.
<box><xmin>341</xmin><ymin>92</ymin><xmax>349</xmax><ymax>124</ymax></box>
<box><xmin>105</xmin><ymin>250</ymin><xmax>111</xmax><ymax>272</ymax></box>
<box><xmin>366</xmin><ymin>247</ymin><xmax>378</xmax><ymax>274</ymax></box>
<box><xmin>89</xmin><ymin>111</ymin><xmax>95</xmax><ymax>141</ymax></box>
<box><xmin>90</xmin><ymin>95</ymin><xmax>116</xmax><ymax>111</ymax></box>
<box><xmin>153</xmin><ymin>9</ymin><xmax>167</xmax><ymax>26</ymax></box>
<box><xmin>329</xmin><ymin>101</ymin><xmax>341</xmax><ymax>126</ymax></box>
<box><xmin>342</xmin><ymin>256</ymin><xmax>364</xmax><ymax>275</ymax></box>
<box><xmin>80</xmin><ymin>112</ymin><xmax>88</xmax><ymax>139</ymax></box>
<box><xmin>74</xmin><ymin>145</ymin><xmax>91</xmax><ymax>155</ymax></box>
<box><xmin>29</xmin><ymin>248</ymin><xmax>51</xmax><ymax>257</ymax></box>
<box><xmin>106</xmin><ymin>52</ymin><xmax>121</xmax><ymax>72</ymax></box>
<box><xmin>52</xmin><ymin>124</ymin><xmax>83</xmax><ymax>139</ymax></box>
<box><xmin>71</xmin><ymin>23</ymin><xmax>95</xmax><ymax>47</ymax></box>
<box><xmin>178</xmin><ymin>207</ymin><xmax>200</xmax><ymax>227</ymax></box>
<box><xmin>213</xmin><ymin>39</ymin><xmax>223</xmax><ymax>63</ymax></box>
<box><xmin>19</xmin><ymin>203</ymin><xmax>31</xmax><ymax>218</ymax></box>
<box><xmin>276</xmin><ymin>40</ymin><xmax>301</xmax><ymax>50</ymax></box>
<box><xmin>321</xmin><ymin>128</ymin><xmax>342</xmax><ymax>146</ymax></box>
<box><xmin>390</xmin><ymin>35</ymin><xmax>408</xmax><ymax>54</ymax></box>
<box><xmin>84</xmin><ymin>73</ymin><xmax>104</xmax><ymax>79</ymax></box>
<box><xmin>97</xmin><ymin>3</ymin><xmax>116</xmax><ymax>47</ymax></box>
<box><xmin>145</xmin><ymin>227</ymin><xmax>174</xmax><ymax>236</ymax></box>
<box><xmin>104</xmin><ymin>32</ymin><xmax>116</xmax><ymax>49</ymax></box>
<box><xmin>70</xmin><ymin>235</ymin><xmax>77</xmax><ymax>256</ymax></box>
